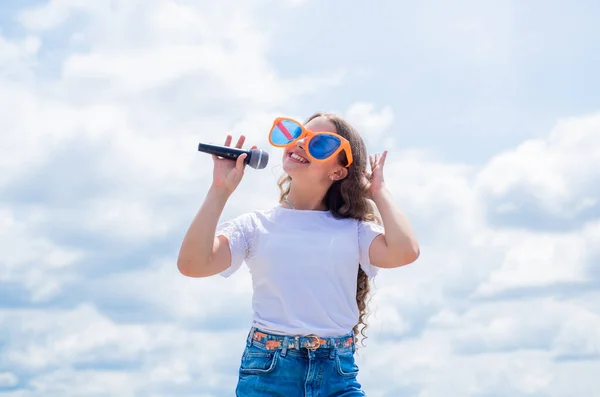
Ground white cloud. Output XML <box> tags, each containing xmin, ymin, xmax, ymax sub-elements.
<box><xmin>477</xmin><ymin>112</ymin><xmax>600</xmax><ymax>218</ymax></box>
<box><xmin>0</xmin><ymin>372</ymin><xmax>19</xmax><ymax>388</ymax></box>
<box><xmin>1</xmin><ymin>0</ymin><xmax>341</xmax><ymax>247</ymax></box>
<box><xmin>0</xmin><ymin>303</ymin><xmax>249</xmax><ymax>397</ymax></box>
<box><xmin>345</xmin><ymin>102</ymin><xmax>395</xmax><ymax>145</ymax></box>
<box><xmin>416</xmin><ymin>1</ymin><xmax>517</xmax><ymax>60</ymax></box>
<box><xmin>18</xmin><ymin>0</ymin><xmax>91</xmax><ymax>31</ymax></box>
<box><xmin>359</xmin><ymin>293</ymin><xmax>600</xmax><ymax>396</ymax></box>
<box><xmin>0</xmin><ymin>207</ymin><xmax>84</xmax><ymax>302</ymax></box>
<box><xmin>474</xmin><ymin>226</ymin><xmax>594</xmax><ymax>296</ymax></box>
<box><xmin>0</xmin><ymin>34</ymin><xmax>40</xmax><ymax>65</ymax></box>
<box><xmin>91</xmin><ymin>258</ymin><xmax>254</xmax><ymax>321</ymax></box>
<box><xmin>2</xmin><ymin>0</ymin><xmax>600</xmax><ymax>396</ymax></box>
<box><xmin>350</xmin><ymin>109</ymin><xmax>600</xmax><ymax>395</ymax></box>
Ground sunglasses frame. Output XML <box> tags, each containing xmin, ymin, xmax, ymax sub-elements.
<box><xmin>268</xmin><ymin>117</ymin><xmax>354</xmax><ymax>168</ymax></box>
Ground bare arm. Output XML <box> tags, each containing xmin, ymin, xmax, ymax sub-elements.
<box><xmin>177</xmin><ymin>135</ymin><xmax>249</xmax><ymax>278</ymax></box>
<box><xmin>364</xmin><ymin>151</ymin><xmax>420</xmax><ymax>268</ymax></box>
<box><xmin>369</xmin><ymin>187</ymin><xmax>420</xmax><ymax>268</ymax></box>
<box><xmin>177</xmin><ymin>186</ymin><xmax>233</xmax><ymax>278</ymax></box>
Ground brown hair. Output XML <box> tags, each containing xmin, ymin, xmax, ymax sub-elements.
<box><xmin>277</xmin><ymin>112</ymin><xmax>381</xmax><ymax>347</ymax></box>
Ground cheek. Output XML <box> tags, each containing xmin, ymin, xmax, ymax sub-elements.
<box><xmin>310</xmin><ymin>158</ymin><xmax>340</xmax><ymax>176</ymax></box>
<box><xmin>318</xmin><ymin>156</ymin><xmax>342</xmax><ymax>170</ymax></box>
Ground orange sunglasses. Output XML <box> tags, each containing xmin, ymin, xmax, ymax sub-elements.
<box><xmin>268</xmin><ymin>117</ymin><xmax>353</xmax><ymax>167</ymax></box>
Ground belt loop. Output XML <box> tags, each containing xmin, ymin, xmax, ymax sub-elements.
<box><xmin>281</xmin><ymin>336</ymin><xmax>289</xmax><ymax>357</ymax></box>
<box><xmin>328</xmin><ymin>338</ymin><xmax>336</xmax><ymax>359</ymax></box>
<box><xmin>246</xmin><ymin>327</ymin><xmax>255</xmax><ymax>347</ymax></box>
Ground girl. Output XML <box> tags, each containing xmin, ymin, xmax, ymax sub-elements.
<box><xmin>177</xmin><ymin>113</ymin><xmax>419</xmax><ymax>396</ymax></box>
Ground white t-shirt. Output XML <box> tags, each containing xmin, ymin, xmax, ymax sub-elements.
<box><xmin>216</xmin><ymin>206</ymin><xmax>384</xmax><ymax>337</ymax></box>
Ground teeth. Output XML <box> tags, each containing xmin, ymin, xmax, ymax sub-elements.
<box><xmin>290</xmin><ymin>153</ymin><xmax>308</xmax><ymax>163</ymax></box>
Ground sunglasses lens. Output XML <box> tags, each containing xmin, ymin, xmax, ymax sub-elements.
<box><xmin>308</xmin><ymin>134</ymin><xmax>342</xmax><ymax>160</ymax></box>
<box><xmin>271</xmin><ymin>120</ymin><xmax>303</xmax><ymax>145</ymax></box>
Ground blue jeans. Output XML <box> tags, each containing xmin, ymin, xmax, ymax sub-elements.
<box><xmin>235</xmin><ymin>327</ymin><xmax>366</xmax><ymax>396</ymax></box>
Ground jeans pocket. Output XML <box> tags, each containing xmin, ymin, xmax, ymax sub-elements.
<box><xmin>335</xmin><ymin>351</ymin><xmax>359</xmax><ymax>378</ymax></box>
<box><xmin>239</xmin><ymin>345</ymin><xmax>279</xmax><ymax>375</ymax></box>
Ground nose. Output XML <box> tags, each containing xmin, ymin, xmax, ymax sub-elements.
<box><xmin>294</xmin><ymin>137</ymin><xmax>307</xmax><ymax>151</ymax></box>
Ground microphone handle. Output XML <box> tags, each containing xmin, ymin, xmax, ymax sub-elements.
<box><xmin>197</xmin><ymin>143</ymin><xmax>249</xmax><ymax>163</ymax></box>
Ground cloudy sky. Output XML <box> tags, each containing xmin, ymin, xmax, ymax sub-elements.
<box><xmin>1</xmin><ymin>0</ymin><xmax>600</xmax><ymax>396</ymax></box>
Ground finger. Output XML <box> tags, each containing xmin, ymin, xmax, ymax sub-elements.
<box><xmin>235</xmin><ymin>135</ymin><xmax>246</xmax><ymax>149</ymax></box>
<box><xmin>224</xmin><ymin>135</ymin><xmax>232</xmax><ymax>147</ymax></box>
<box><xmin>380</xmin><ymin>150</ymin><xmax>388</xmax><ymax>167</ymax></box>
<box><xmin>251</xmin><ymin>145</ymin><xmax>257</xmax><ymax>149</ymax></box>
<box><xmin>369</xmin><ymin>154</ymin><xmax>375</xmax><ymax>171</ymax></box>
<box><xmin>235</xmin><ymin>153</ymin><xmax>247</xmax><ymax>173</ymax></box>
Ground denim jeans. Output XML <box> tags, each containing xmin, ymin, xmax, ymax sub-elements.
<box><xmin>235</xmin><ymin>328</ymin><xmax>366</xmax><ymax>397</ymax></box>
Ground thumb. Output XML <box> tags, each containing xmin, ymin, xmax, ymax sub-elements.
<box><xmin>235</xmin><ymin>153</ymin><xmax>247</xmax><ymax>173</ymax></box>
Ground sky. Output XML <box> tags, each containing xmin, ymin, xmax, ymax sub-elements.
<box><xmin>1</xmin><ymin>0</ymin><xmax>599</xmax><ymax>396</ymax></box>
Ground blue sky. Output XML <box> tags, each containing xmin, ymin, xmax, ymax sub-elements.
<box><xmin>1</xmin><ymin>1</ymin><xmax>599</xmax><ymax>396</ymax></box>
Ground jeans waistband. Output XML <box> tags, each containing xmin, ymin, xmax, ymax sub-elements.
<box><xmin>247</xmin><ymin>327</ymin><xmax>355</xmax><ymax>351</ymax></box>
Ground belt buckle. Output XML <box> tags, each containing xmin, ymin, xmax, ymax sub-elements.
<box><xmin>304</xmin><ymin>334</ymin><xmax>321</xmax><ymax>351</ymax></box>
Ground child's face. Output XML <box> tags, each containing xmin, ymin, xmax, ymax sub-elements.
<box><xmin>282</xmin><ymin>117</ymin><xmax>343</xmax><ymax>182</ymax></box>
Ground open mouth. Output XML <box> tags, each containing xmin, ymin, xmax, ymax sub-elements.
<box><xmin>288</xmin><ymin>151</ymin><xmax>310</xmax><ymax>164</ymax></box>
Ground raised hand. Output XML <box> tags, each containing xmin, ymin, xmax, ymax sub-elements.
<box><xmin>211</xmin><ymin>135</ymin><xmax>254</xmax><ymax>196</ymax></box>
<box><xmin>364</xmin><ymin>150</ymin><xmax>388</xmax><ymax>200</ymax></box>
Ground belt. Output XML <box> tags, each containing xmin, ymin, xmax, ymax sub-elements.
<box><xmin>249</xmin><ymin>328</ymin><xmax>355</xmax><ymax>351</ymax></box>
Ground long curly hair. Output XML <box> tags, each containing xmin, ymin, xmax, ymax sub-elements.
<box><xmin>276</xmin><ymin>112</ymin><xmax>381</xmax><ymax>347</ymax></box>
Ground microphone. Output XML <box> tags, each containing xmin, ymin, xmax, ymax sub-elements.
<box><xmin>198</xmin><ymin>142</ymin><xmax>269</xmax><ymax>169</ymax></box>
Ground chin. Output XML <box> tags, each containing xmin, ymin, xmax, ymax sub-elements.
<box><xmin>282</xmin><ymin>160</ymin><xmax>302</xmax><ymax>176</ymax></box>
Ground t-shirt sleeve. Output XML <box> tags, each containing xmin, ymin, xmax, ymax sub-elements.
<box><xmin>358</xmin><ymin>220</ymin><xmax>385</xmax><ymax>278</ymax></box>
<box><xmin>215</xmin><ymin>213</ymin><xmax>253</xmax><ymax>278</ymax></box>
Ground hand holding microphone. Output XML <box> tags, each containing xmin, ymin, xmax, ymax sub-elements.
<box><xmin>199</xmin><ymin>135</ymin><xmax>269</xmax><ymax>196</ymax></box>
<box><xmin>198</xmin><ymin>141</ymin><xmax>269</xmax><ymax>170</ymax></box>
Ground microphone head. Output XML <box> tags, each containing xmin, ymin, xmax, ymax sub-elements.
<box><xmin>247</xmin><ymin>148</ymin><xmax>269</xmax><ymax>169</ymax></box>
